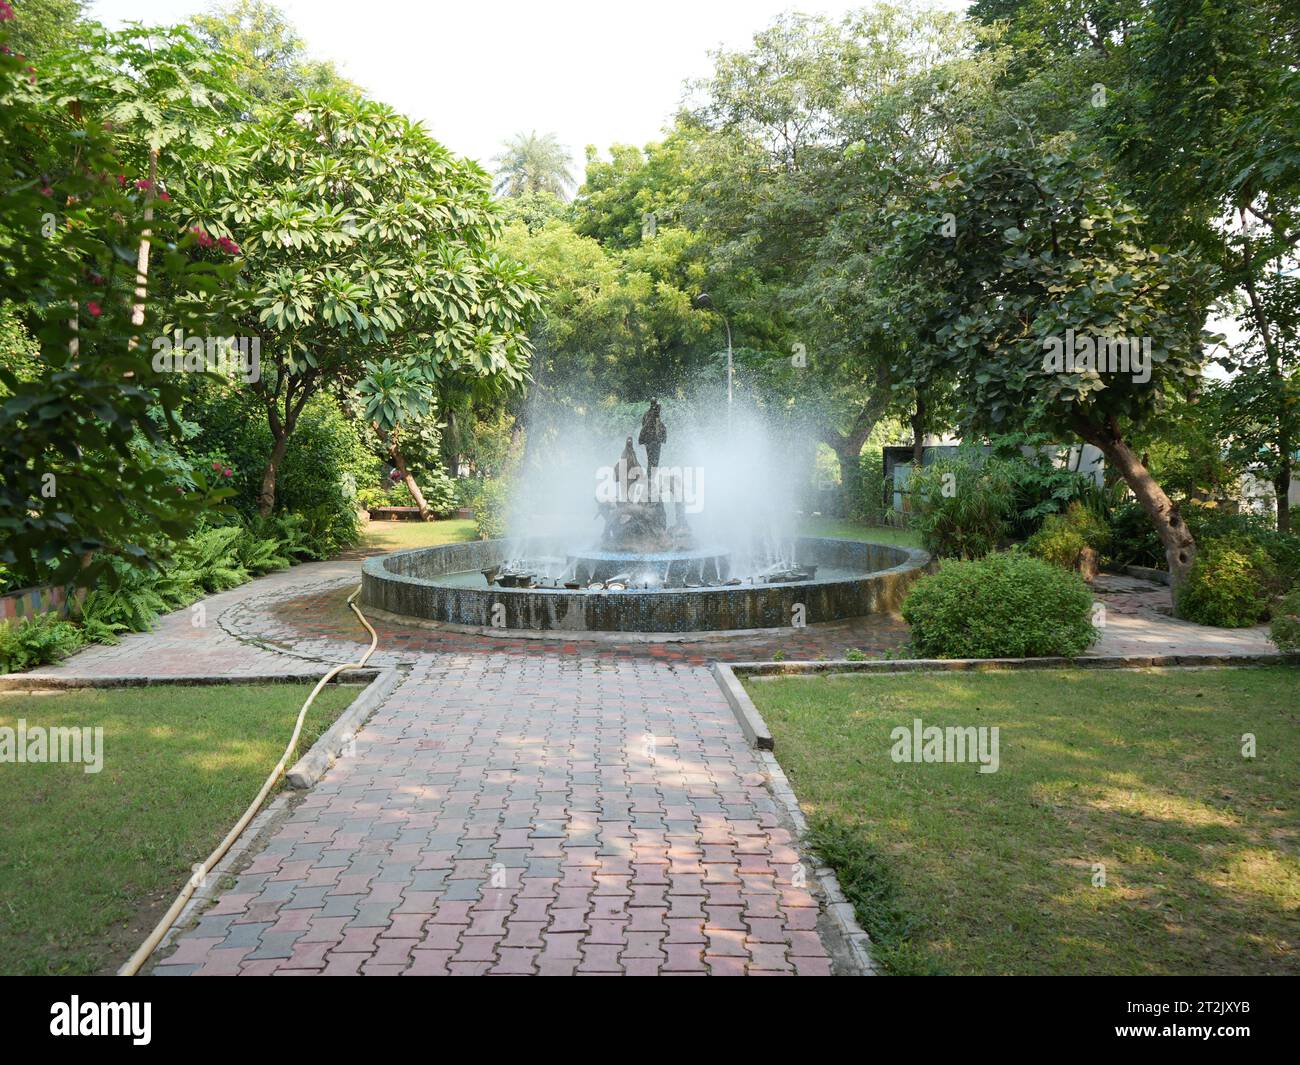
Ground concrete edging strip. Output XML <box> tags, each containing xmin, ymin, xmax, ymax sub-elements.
<box><xmin>711</xmin><ymin>663</ymin><xmax>773</xmax><ymax>750</ymax></box>
<box><xmin>0</xmin><ymin>668</ymin><xmax>381</xmax><ymax>691</ymax></box>
<box><xmin>285</xmin><ymin>668</ymin><xmax>402</xmax><ymax>789</ymax></box>
<box><xmin>730</xmin><ymin>652</ymin><xmax>1296</xmax><ymax>680</ymax></box>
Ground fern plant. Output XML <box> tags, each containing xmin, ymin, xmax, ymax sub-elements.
<box><xmin>79</xmin><ymin>573</ymin><xmax>168</xmax><ymax>632</ymax></box>
<box><xmin>236</xmin><ymin>533</ymin><xmax>291</xmax><ymax>575</ymax></box>
<box><xmin>0</xmin><ymin>613</ymin><xmax>85</xmax><ymax>674</ymax></box>
<box><xmin>162</xmin><ymin>527</ymin><xmax>250</xmax><ymax>603</ymax></box>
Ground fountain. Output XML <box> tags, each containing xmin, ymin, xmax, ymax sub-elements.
<box><xmin>361</xmin><ymin>400</ymin><xmax>930</xmax><ymax>633</ymax></box>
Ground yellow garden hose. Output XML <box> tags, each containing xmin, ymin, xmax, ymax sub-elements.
<box><xmin>118</xmin><ymin>585</ymin><xmax>378</xmax><ymax>976</ymax></box>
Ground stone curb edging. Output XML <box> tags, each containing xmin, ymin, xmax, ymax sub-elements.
<box><xmin>150</xmin><ymin>669</ymin><xmax>400</xmax><ymax>971</ymax></box>
<box><xmin>711</xmin><ymin>661</ymin><xmax>877</xmax><ymax>976</ymax></box>
<box><xmin>1123</xmin><ymin>564</ymin><xmax>1172</xmax><ymax>585</ymax></box>
<box><xmin>711</xmin><ymin>649</ymin><xmax>1300</xmax><ymax>979</ymax></box>
<box><xmin>758</xmin><ymin>749</ymin><xmax>878</xmax><ymax>976</ymax></box>
<box><xmin>712</xmin><ymin>663</ymin><xmax>773</xmax><ymax>749</ymax></box>
<box><xmin>731</xmin><ymin>651</ymin><xmax>1297</xmax><ymax>679</ymax></box>
<box><xmin>285</xmin><ymin>668</ymin><xmax>403</xmax><ymax>788</ymax></box>
<box><xmin>0</xmin><ymin>668</ymin><xmax>381</xmax><ymax>691</ymax></box>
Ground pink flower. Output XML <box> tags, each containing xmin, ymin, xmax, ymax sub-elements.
<box><xmin>135</xmin><ymin>178</ymin><xmax>152</xmax><ymax>191</ymax></box>
<box><xmin>86</xmin><ymin>300</ymin><xmax>102</xmax><ymax>318</ymax></box>
<box><xmin>40</xmin><ymin>185</ymin><xmax>52</xmax><ymax>196</ymax></box>
<box><xmin>211</xmin><ymin>460</ymin><xmax>221</xmax><ymax>470</ymax></box>
<box><xmin>192</xmin><ymin>226</ymin><xmax>214</xmax><ymax>249</ymax></box>
<box><xmin>0</xmin><ymin>2</ymin><xmax>14</xmax><ymax>22</ymax></box>
<box><xmin>157</xmin><ymin>191</ymin><xmax>171</xmax><ymax>201</ymax></box>
<box><xmin>117</xmin><ymin>174</ymin><xmax>127</xmax><ymax>187</ymax></box>
<box><xmin>223</xmin><ymin>468</ymin><xmax>233</xmax><ymax>478</ymax></box>
<box><xmin>216</xmin><ymin>236</ymin><xmax>240</xmax><ymax>255</ymax></box>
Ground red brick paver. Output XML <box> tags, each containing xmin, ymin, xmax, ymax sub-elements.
<box><xmin>159</xmin><ymin>653</ymin><xmax>835</xmax><ymax>976</ymax></box>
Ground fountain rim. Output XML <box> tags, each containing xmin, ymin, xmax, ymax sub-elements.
<box><xmin>362</xmin><ymin>536</ymin><xmax>929</xmax><ymax>596</ymax></box>
<box><xmin>360</xmin><ymin>536</ymin><xmax>932</xmax><ymax>632</ymax></box>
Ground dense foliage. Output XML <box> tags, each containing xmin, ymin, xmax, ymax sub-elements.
<box><xmin>902</xmin><ymin>553</ymin><xmax>1098</xmax><ymax>659</ymax></box>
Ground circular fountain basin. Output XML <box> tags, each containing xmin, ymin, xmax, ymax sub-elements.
<box><xmin>361</xmin><ymin>536</ymin><xmax>931</xmax><ymax>634</ymax></box>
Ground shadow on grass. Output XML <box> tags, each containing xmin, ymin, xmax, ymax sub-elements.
<box><xmin>753</xmin><ymin>666</ymin><xmax>1300</xmax><ymax>974</ymax></box>
<box><xmin>0</xmin><ymin>683</ymin><xmax>360</xmax><ymax>975</ymax></box>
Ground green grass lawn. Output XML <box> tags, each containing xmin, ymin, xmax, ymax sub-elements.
<box><xmin>748</xmin><ymin>666</ymin><xmax>1299</xmax><ymax>975</ymax></box>
<box><xmin>0</xmin><ymin>682</ymin><xmax>362</xmax><ymax>975</ymax></box>
<box><xmin>359</xmin><ymin>516</ymin><xmax>477</xmax><ymax>554</ymax></box>
<box><xmin>797</xmin><ymin>516</ymin><xmax>921</xmax><ymax>549</ymax></box>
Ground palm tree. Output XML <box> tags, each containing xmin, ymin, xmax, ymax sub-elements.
<box><xmin>491</xmin><ymin>131</ymin><xmax>575</xmax><ymax>199</ymax></box>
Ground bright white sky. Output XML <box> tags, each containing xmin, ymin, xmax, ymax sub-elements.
<box><xmin>89</xmin><ymin>0</ymin><xmax>970</xmax><ymax>172</ymax></box>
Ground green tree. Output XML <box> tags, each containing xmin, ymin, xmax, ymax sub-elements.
<box><xmin>191</xmin><ymin>0</ymin><xmax>358</xmax><ymax>104</ymax></box>
<box><xmin>2</xmin><ymin>0</ymin><xmax>85</xmax><ymax>58</ymax></box>
<box><xmin>0</xmin><ymin>22</ymin><xmax>239</xmax><ymax>586</ymax></box>
<box><xmin>492</xmin><ymin>131</ymin><xmax>575</xmax><ymax>199</ymax></box>
<box><xmin>890</xmin><ymin>146</ymin><xmax>1217</xmax><ymax>596</ymax></box>
<box><xmin>573</xmin><ymin>137</ymin><xmax>695</xmax><ymax>249</ymax></box>
<box><xmin>684</xmin><ymin>7</ymin><xmax>1006</xmax><ymax>508</ymax></box>
<box><xmin>182</xmin><ymin>93</ymin><xmax>541</xmax><ymax>514</ymax></box>
<box><xmin>971</xmin><ymin>0</ymin><xmax>1300</xmax><ymax>530</ymax></box>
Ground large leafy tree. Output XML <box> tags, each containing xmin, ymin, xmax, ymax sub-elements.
<box><xmin>684</xmin><ymin>7</ymin><xmax>1006</xmax><ymax>507</ymax></box>
<box><xmin>971</xmin><ymin>0</ymin><xmax>1300</xmax><ymax>529</ymax></box>
<box><xmin>2</xmin><ymin>0</ymin><xmax>85</xmax><ymax>58</ymax></box>
<box><xmin>0</xmin><ymin>21</ymin><xmax>238</xmax><ymax>587</ymax></box>
<box><xmin>492</xmin><ymin>131</ymin><xmax>575</xmax><ymax>199</ymax></box>
<box><xmin>1103</xmin><ymin>0</ymin><xmax>1300</xmax><ymax>529</ymax></box>
<box><xmin>190</xmin><ymin>0</ymin><xmax>358</xmax><ymax>105</ymax></box>
<box><xmin>183</xmin><ymin>94</ymin><xmax>541</xmax><ymax>514</ymax></box>
<box><xmin>891</xmin><ymin>146</ymin><xmax>1217</xmax><ymax>596</ymax></box>
<box><xmin>573</xmin><ymin>137</ymin><xmax>695</xmax><ymax>250</ymax></box>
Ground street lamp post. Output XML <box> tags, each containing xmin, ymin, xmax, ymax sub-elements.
<box><xmin>693</xmin><ymin>292</ymin><xmax>732</xmax><ymax>417</ymax></box>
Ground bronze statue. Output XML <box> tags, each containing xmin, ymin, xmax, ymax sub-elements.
<box><xmin>617</xmin><ymin>435</ymin><xmax>643</xmax><ymax>502</ymax></box>
<box><xmin>638</xmin><ymin>399</ymin><xmax>667</xmax><ymax>475</ymax></box>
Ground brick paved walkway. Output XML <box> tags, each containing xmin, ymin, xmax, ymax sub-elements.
<box><xmin>8</xmin><ymin>560</ymin><xmax>365</xmax><ymax>683</ymax></box>
<box><xmin>1090</xmin><ymin>573</ymin><xmax>1276</xmax><ymax>657</ymax></box>
<box><xmin>156</xmin><ymin>654</ymin><xmax>836</xmax><ymax>976</ymax></box>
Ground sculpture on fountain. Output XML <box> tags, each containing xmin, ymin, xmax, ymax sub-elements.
<box><xmin>596</xmin><ymin>402</ymin><xmax>694</xmax><ymax>553</ymax></box>
<box><xmin>638</xmin><ymin>398</ymin><xmax>667</xmax><ymax>475</ymax></box>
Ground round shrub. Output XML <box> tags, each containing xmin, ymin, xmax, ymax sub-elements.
<box><xmin>902</xmin><ymin>551</ymin><xmax>1098</xmax><ymax>658</ymax></box>
<box><xmin>1269</xmin><ymin>589</ymin><xmax>1300</xmax><ymax>653</ymax></box>
<box><xmin>1176</xmin><ymin>536</ymin><xmax>1273</xmax><ymax>627</ymax></box>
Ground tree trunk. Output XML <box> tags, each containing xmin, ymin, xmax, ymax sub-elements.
<box><xmin>258</xmin><ymin>431</ymin><xmax>290</xmax><ymax>517</ymax></box>
<box><xmin>910</xmin><ymin>391</ymin><xmax>927</xmax><ymax>467</ymax></box>
<box><xmin>1240</xmin><ymin>231</ymin><xmax>1292</xmax><ymax>533</ymax></box>
<box><xmin>389</xmin><ymin>435</ymin><xmax>431</xmax><ymax>521</ymax></box>
<box><xmin>1085</xmin><ymin>426</ymin><xmax>1197</xmax><ymax>598</ymax></box>
<box><xmin>830</xmin><ymin>439</ymin><xmax>865</xmax><ymax>519</ymax></box>
<box><xmin>825</xmin><ymin>392</ymin><xmax>891</xmax><ymax>519</ymax></box>
<box><xmin>1275</xmin><ymin>464</ymin><xmax>1291</xmax><ymax>534</ymax></box>
<box><xmin>129</xmin><ymin>149</ymin><xmax>158</xmax><ymax>333</ymax></box>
